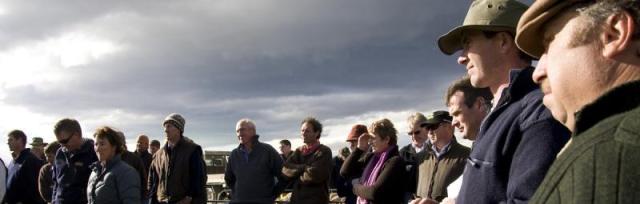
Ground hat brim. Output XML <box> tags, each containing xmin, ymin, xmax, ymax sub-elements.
<box><xmin>30</xmin><ymin>142</ymin><xmax>48</xmax><ymax>146</ymax></box>
<box><xmin>516</xmin><ymin>1</ymin><xmax>576</xmax><ymax>59</ymax></box>
<box><xmin>438</xmin><ymin>25</ymin><xmax>516</xmax><ymax>55</ymax></box>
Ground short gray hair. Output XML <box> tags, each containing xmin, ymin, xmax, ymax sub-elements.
<box><xmin>236</xmin><ymin>118</ymin><xmax>256</xmax><ymax>131</ymax></box>
<box><xmin>572</xmin><ymin>1</ymin><xmax>640</xmax><ymax>46</ymax></box>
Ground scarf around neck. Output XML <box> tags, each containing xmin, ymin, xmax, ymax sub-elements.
<box><xmin>357</xmin><ymin>145</ymin><xmax>397</xmax><ymax>204</ymax></box>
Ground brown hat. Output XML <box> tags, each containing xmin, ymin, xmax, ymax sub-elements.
<box><xmin>516</xmin><ymin>0</ymin><xmax>581</xmax><ymax>58</ymax></box>
<box><xmin>30</xmin><ymin>137</ymin><xmax>48</xmax><ymax>147</ymax></box>
<box><xmin>438</xmin><ymin>0</ymin><xmax>529</xmax><ymax>55</ymax></box>
<box><xmin>346</xmin><ymin>124</ymin><xmax>368</xmax><ymax>141</ymax></box>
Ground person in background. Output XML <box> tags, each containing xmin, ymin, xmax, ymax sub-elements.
<box><xmin>149</xmin><ymin>140</ymin><xmax>161</xmax><ymax>155</ymax></box>
<box><xmin>39</xmin><ymin>141</ymin><xmax>61</xmax><ymax>203</ymax></box>
<box><xmin>0</xmin><ymin>157</ymin><xmax>6</xmax><ymax>203</ymax></box>
<box><xmin>332</xmin><ymin>124</ymin><xmax>367</xmax><ymax>204</ymax></box>
<box><xmin>340</xmin><ymin>118</ymin><xmax>406</xmax><ymax>204</ymax></box>
<box><xmin>282</xmin><ymin>117</ymin><xmax>333</xmax><ymax>204</ymax></box>
<box><xmin>117</xmin><ymin>131</ymin><xmax>146</xmax><ymax>203</ymax></box>
<box><xmin>30</xmin><ymin>137</ymin><xmax>48</xmax><ymax>161</ymax></box>
<box><xmin>400</xmin><ymin>112</ymin><xmax>429</xmax><ymax>201</ymax></box>
<box><xmin>6</xmin><ymin>129</ymin><xmax>46</xmax><ymax>204</ymax></box>
<box><xmin>87</xmin><ymin>126</ymin><xmax>141</xmax><ymax>204</ymax></box>
<box><xmin>279</xmin><ymin>139</ymin><xmax>293</xmax><ymax>161</ymax></box>
<box><xmin>148</xmin><ymin>113</ymin><xmax>207</xmax><ymax>204</ymax></box>
<box><xmin>52</xmin><ymin>118</ymin><xmax>98</xmax><ymax>204</ymax></box>
<box><xmin>225</xmin><ymin>118</ymin><xmax>283</xmax><ymax>204</ymax></box>
<box><xmin>411</xmin><ymin>111</ymin><xmax>469</xmax><ymax>203</ymax></box>
<box><xmin>515</xmin><ymin>0</ymin><xmax>640</xmax><ymax>202</ymax></box>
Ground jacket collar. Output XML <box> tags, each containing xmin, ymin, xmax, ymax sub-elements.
<box><xmin>91</xmin><ymin>154</ymin><xmax>122</xmax><ymax>172</ymax></box>
<box><xmin>496</xmin><ymin>67</ymin><xmax>538</xmax><ymax>106</ymax></box>
<box><xmin>574</xmin><ymin>80</ymin><xmax>640</xmax><ymax>135</ymax></box>
<box><xmin>238</xmin><ymin>135</ymin><xmax>260</xmax><ymax>151</ymax></box>
<box><xmin>13</xmin><ymin>148</ymin><xmax>31</xmax><ymax>161</ymax></box>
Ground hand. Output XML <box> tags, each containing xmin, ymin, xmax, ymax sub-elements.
<box><xmin>357</xmin><ymin>133</ymin><xmax>371</xmax><ymax>151</ymax></box>
<box><xmin>418</xmin><ymin>198</ymin><xmax>438</xmax><ymax>204</ymax></box>
<box><xmin>441</xmin><ymin>197</ymin><xmax>456</xmax><ymax>204</ymax></box>
<box><xmin>351</xmin><ymin>178</ymin><xmax>360</xmax><ymax>186</ymax></box>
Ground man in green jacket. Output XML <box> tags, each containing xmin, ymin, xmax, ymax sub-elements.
<box><xmin>516</xmin><ymin>0</ymin><xmax>640</xmax><ymax>203</ymax></box>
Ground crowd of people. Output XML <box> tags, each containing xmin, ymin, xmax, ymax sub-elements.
<box><xmin>1</xmin><ymin>0</ymin><xmax>640</xmax><ymax>203</ymax></box>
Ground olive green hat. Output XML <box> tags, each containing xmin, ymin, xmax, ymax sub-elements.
<box><xmin>438</xmin><ymin>0</ymin><xmax>529</xmax><ymax>55</ymax></box>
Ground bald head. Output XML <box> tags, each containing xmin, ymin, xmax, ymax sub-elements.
<box><xmin>137</xmin><ymin>134</ymin><xmax>149</xmax><ymax>153</ymax></box>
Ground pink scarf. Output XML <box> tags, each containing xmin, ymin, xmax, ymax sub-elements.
<box><xmin>357</xmin><ymin>145</ymin><xmax>395</xmax><ymax>204</ymax></box>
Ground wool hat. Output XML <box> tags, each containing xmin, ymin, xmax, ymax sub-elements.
<box><xmin>163</xmin><ymin>113</ymin><xmax>185</xmax><ymax>133</ymax></box>
<box><xmin>438</xmin><ymin>0</ymin><xmax>529</xmax><ymax>55</ymax></box>
<box><xmin>346</xmin><ymin>124</ymin><xmax>368</xmax><ymax>142</ymax></box>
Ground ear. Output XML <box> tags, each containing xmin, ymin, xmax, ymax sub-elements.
<box><xmin>497</xmin><ymin>32</ymin><xmax>516</xmax><ymax>54</ymax></box>
<box><xmin>473</xmin><ymin>96</ymin><xmax>486</xmax><ymax>111</ymax></box>
<box><xmin>602</xmin><ymin>11</ymin><xmax>636</xmax><ymax>60</ymax></box>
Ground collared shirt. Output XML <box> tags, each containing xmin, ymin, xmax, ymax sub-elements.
<box><xmin>412</xmin><ymin>142</ymin><xmax>427</xmax><ymax>153</ymax></box>
<box><xmin>430</xmin><ymin>141</ymin><xmax>452</xmax><ymax>160</ymax></box>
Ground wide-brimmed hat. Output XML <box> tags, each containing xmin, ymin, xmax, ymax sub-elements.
<box><xmin>516</xmin><ymin>0</ymin><xmax>582</xmax><ymax>58</ymax></box>
<box><xmin>438</xmin><ymin>0</ymin><xmax>529</xmax><ymax>55</ymax></box>
<box><xmin>30</xmin><ymin>137</ymin><xmax>48</xmax><ymax>147</ymax></box>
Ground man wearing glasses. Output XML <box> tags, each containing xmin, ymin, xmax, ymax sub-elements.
<box><xmin>51</xmin><ymin>118</ymin><xmax>98</xmax><ymax>204</ymax></box>
<box><xmin>400</xmin><ymin>112</ymin><xmax>430</xmax><ymax>201</ymax></box>
<box><xmin>411</xmin><ymin>111</ymin><xmax>469</xmax><ymax>203</ymax></box>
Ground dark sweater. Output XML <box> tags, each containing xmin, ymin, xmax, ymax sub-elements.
<box><xmin>224</xmin><ymin>136</ymin><xmax>283</xmax><ymax>204</ymax></box>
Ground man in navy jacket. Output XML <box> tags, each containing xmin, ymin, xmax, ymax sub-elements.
<box><xmin>436</xmin><ymin>0</ymin><xmax>570</xmax><ymax>203</ymax></box>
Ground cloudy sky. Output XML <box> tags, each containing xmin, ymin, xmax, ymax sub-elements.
<box><xmin>0</xmin><ymin>0</ymin><xmax>533</xmax><ymax>162</ymax></box>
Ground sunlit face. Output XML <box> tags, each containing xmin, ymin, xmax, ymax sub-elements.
<box><xmin>236</xmin><ymin>122</ymin><xmax>256</xmax><ymax>145</ymax></box>
<box><xmin>532</xmin><ymin>11</ymin><xmax>604</xmax><ymax>130</ymax></box>
<box><xmin>95</xmin><ymin>137</ymin><xmax>116</xmax><ymax>163</ymax></box>
<box><xmin>136</xmin><ymin>136</ymin><xmax>149</xmax><ymax>152</ymax></box>
<box><xmin>7</xmin><ymin>136</ymin><xmax>23</xmax><ymax>152</ymax></box>
<box><xmin>164</xmin><ymin>123</ymin><xmax>181</xmax><ymax>143</ymax></box>
<box><xmin>370</xmin><ymin>133</ymin><xmax>390</xmax><ymax>153</ymax></box>
<box><xmin>301</xmin><ymin>122</ymin><xmax>319</xmax><ymax>145</ymax></box>
<box><xmin>458</xmin><ymin>30</ymin><xmax>507</xmax><ymax>88</ymax></box>
<box><xmin>448</xmin><ymin>91</ymin><xmax>486</xmax><ymax>140</ymax></box>
<box><xmin>407</xmin><ymin>123</ymin><xmax>427</xmax><ymax>146</ymax></box>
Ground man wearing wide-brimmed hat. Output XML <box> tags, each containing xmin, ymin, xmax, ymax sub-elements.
<box><xmin>515</xmin><ymin>0</ymin><xmax>640</xmax><ymax>203</ymax></box>
<box><xmin>30</xmin><ymin>137</ymin><xmax>48</xmax><ymax>161</ymax></box>
<box><xmin>436</xmin><ymin>0</ymin><xmax>570</xmax><ymax>203</ymax></box>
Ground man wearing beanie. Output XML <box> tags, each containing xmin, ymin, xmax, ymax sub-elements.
<box><xmin>148</xmin><ymin>113</ymin><xmax>207</xmax><ymax>204</ymax></box>
<box><xmin>516</xmin><ymin>0</ymin><xmax>640</xmax><ymax>203</ymax></box>
<box><xmin>435</xmin><ymin>0</ymin><xmax>570</xmax><ymax>203</ymax></box>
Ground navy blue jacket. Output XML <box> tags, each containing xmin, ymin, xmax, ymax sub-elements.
<box><xmin>5</xmin><ymin>148</ymin><xmax>45</xmax><ymax>204</ymax></box>
<box><xmin>52</xmin><ymin>139</ymin><xmax>98</xmax><ymax>204</ymax></box>
<box><xmin>457</xmin><ymin>67</ymin><xmax>570</xmax><ymax>204</ymax></box>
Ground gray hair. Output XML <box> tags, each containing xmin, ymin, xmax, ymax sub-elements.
<box><xmin>236</xmin><ymin>118</ymin><xmax>256</xmax><ymax>131</ymax></box>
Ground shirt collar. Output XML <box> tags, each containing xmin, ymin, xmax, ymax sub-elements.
<box><xmin>574</xmin><ymin>80</ymin><xmax>640</xmax><ymax>134</ymax></box>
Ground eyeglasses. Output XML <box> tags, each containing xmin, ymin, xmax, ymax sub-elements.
<box><xmin>408</xmin><ymin>130</ymin><xmax>421</xmax><ymax>136</ymax></box>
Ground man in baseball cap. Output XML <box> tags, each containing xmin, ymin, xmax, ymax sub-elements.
<box><xmin>515</xmin><ymin>1</ymin><xmax>640</xmax><ymax>203</ymax></box>
<box><xmin>436</xmin><ymin>0</ymin><xmax>570</xmax><ymax>203</ymax></box>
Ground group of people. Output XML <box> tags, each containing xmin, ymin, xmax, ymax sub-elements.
<box><xmin>0</xmin><ymin>114</ymin><xmax>200</xmax><ymax>204</ymax></box>
<box><xmin>2</xmin><ymin>0</ymin><xmax>640</xmax><ymax>203</ymax></box>
<box><xmin>227</xmin><ymin>0</ymin><xmax>640</xmax><ymax>203</ymax></box>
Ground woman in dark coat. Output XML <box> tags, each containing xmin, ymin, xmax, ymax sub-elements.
<box><xmin>340</xmin><ymin>118</ymin><xmax>406</xmax><ymax>204</ymax></box>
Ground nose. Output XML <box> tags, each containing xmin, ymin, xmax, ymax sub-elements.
<box><xmin>532</xmin><ymin>54</ymin><xmax>548</xmax><ymax>84</ymax></box>
<box><xmin>457</xmin><ymin>50</ymin><xmax>469</xmax><ymax>65</ymax></box>
<box><xmin>452</xmin><ymin>118</ymin><xmax>461</xmax><ymax>128</ymax></box>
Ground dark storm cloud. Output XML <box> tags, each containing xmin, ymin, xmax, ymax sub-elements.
<box><xmin>1</xmin><ymin>0</ymin><xmax>508</xmax><ymax>149</ymax></box>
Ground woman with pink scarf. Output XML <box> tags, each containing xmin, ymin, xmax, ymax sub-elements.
<box><xmin>340</xmin><ymin>118</ymin><xmax>406</xmax><ymax>204</ymax></box>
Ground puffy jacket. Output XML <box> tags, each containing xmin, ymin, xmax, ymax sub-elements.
<box><xmin>87</xmin><ymin>155</ymin><xmax>141</xmax><ymax>204</ymax></box>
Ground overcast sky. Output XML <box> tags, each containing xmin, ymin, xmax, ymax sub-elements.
<box><xmin>0</xmin><ymin>0</ymin><xmax>533</xmax><ymax>162</ymax></box>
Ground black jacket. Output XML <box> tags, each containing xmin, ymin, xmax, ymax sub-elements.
<box><xmin>457</xmin><ymin>67</ymin><xmax>570</xmax><ymax>204</ymax></box>
<box><xmin>52</xmin><ymin>139</ymin><xmax>98</xmax><ymax>204</ymax></box>
<box><xmin>5</xmin><ymin>148</ymin><xmax>45</xmax><ymax>204</ymax></box>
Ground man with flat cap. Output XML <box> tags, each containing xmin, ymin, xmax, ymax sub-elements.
<box><xmin>515</xmin><ymin>0</ymin><xmax>640</xmax><ymax>203</ymax></box>
<box><xmin>436</xmin><ymin>0</ymin><xmax>570</xmax><ymax>203</ymax></box>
